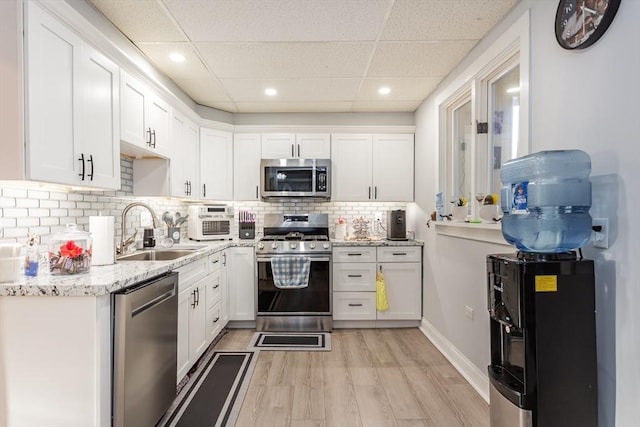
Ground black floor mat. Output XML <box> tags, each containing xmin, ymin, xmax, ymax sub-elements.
<box><xmin>248</xmin><ymin>332</ymin><xmax>332</xmax><ymax>351</ymax></box>
<box><xmin>160</xmin><ymin>351</ymin><xmax>256</xmax><ymax>427</ymax></box>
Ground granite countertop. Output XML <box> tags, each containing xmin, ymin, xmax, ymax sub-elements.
<box><xmin>331</xmin><ymin>238</ymin><xmax>424</xmax><ymax>247</ymax></box>
<box><xmin>0</xmin><ymin>240</ymin><xmax>256</xmax><ymax>298</ymax></box>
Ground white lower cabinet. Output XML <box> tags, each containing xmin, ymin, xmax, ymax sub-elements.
<box><xmin>225</xmin><ymin>247</ymin><xmax>256</xmax><ymax>321</ymax></box>
<box><xmin>176</xmin><ymin>252</ymin><xmax>228</xmax><ymax>383</ymax></box>
<box><xmin>332</xmin><ymin>245</ymin><xmax>422</xmax><ymax>324</ymax></box>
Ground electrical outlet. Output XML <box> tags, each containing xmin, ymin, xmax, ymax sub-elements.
<box><xmin>374</xmin><ymin>212</ymin><xmax>383</xmax><ymax>222</ymax></box>
<box><xmin>140</xmin><ymin>211</ymin><xmax>152</xmax><ymax>227</ymax></box>
<box><xmin>464</xmin><ymin>305</ymin><xmax>474</xmax><ymax>319</ymax></box>
<box><xmin>592</xmin><ymin>218</ymin><xmax>609</xmax><ymax>249</ymax></box>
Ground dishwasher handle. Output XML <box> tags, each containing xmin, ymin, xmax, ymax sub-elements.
<box><xmin>132</xmin><ymin>289</ymin><xmax>175</xmax><ymax>317</ymax></box>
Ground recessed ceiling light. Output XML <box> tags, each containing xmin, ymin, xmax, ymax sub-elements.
<box><xmin>378</xmin><ymin>87</ymin><xmax>391</xmax><ymax>95</ymax></box>
<box><xmin>169</xmin><ymin>52</ymin><xmax>185</xmax><ymax>63</ymax></box>
<box><xmin>506</xmin><ymin>86</ymin><xmax>520</xmax><ymax>94</ymax></box>
<box><xmin>265</xmin><ymin>88</ymin><xmax>277</xmax><ymax>96</ymax></box>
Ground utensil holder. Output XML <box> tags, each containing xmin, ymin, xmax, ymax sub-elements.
<box><xmin>168</xmin><ymin>227</ymin><xmax>181</xmax><ymax>243</ymax></box>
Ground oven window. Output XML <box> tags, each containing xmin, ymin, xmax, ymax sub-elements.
<box><xmin>263</xmin><ymin>167</ymin><xmax>313</xmax><ymax>192</ymax></box>
<box><xmin>257</xmin><ymin>259</ymin><xmax>330</xmax><ymax>313</ymax></box>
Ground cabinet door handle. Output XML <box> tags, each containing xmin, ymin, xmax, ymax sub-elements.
<box><xmin>222</xmin><ymin>253</ymin><xmax>227</xmax><ymax>266</ymax></box>
<box><xmin>347</xmin><ymin>274</ymin><xmax>362</xmax><ymax>278</ymax></box>
<box><xmin>213</xmin><ymin>284</ymin><xmax>220</xmax><ymax>289</ymax></box>
<box><xmin>203</xmin><ymin>183</ymin><xmax>206</xmax><ymax>198</ymax></box>
<box><xmin>146</xmin><ymin>128</ymin><xmax>152</xmax><ymax>146</ymax></box>
<box><xmin>368</xmin><ymin>186</ymin><xmax>371</xmax><ymax>200</ymax></box>
<box><xmin>87</xmin><ymin>154</ymin><xmax>94</xmax><ymax>181</ymax></box>
<box><xmin>185</xmin><ymin>181</ymin><xmax>189</xmax><ymax>196</ymax></box>
<box><xmin>348</xmin><ymin>303</ymin><xmax>363</xmax><ymax>307</ymax></box>
<box><xmin>291</xmin><ymin>143</ymin><xmax>294</xmax><ymax>158</ymax></box>
<box><xmin>78</xmin><ymin>153</ymin><xmax>85</xmax><ymax>180</ymax></box>
<box><xmin>347</xmin><ymin>253</ymin><xmax>362</xmax><ymax>256</ymax></box>
<box><xmin>195</xmin><ymin>287</ymin><xmax>200</xmax><ymax>306</ymax></box>
<box><xmin>297</xmin><ymin>144</ymin><xmax>300</xmax><ymax>158</ymax></box>
<box><xmin>191</xmin><ymin>290</ymin><xmax>196</xmax><ymax>308</ymax></box>
<box><xmin>256</xmin><ymin>185</ymin><xmax>259</xmax><ymax>199</ymax></box>
<box><xmin>374</xmin><ymin>186</ymin><xmax>378</xmax><ymax>199</ymax></box>
<box><xmin>188</xmin><ymin>181</ymin><xmax>192</xmax><ymax>196</ymax></box>
<box><xmin>213</xmin><ymin>317</ymin><xmax>220</xmax><ymax>323</ymax></box>
<box><xmin>151</xmin><ymin>129</ymin><xmax>156</xmax><ymax>148</ymax></box>
<box><xmin>211</xmin><ymin>259</ymin><xmax>219</xmax><ymax>264</ymax></box>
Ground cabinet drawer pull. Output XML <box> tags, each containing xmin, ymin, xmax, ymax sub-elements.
<box><xmin>213</xmin><ymin>284</ymin><xmax>220</xmax><ymax>289</ymax></box>
<box><xmin>78</xmin><ymin>153</ymin><xmax>85</xmax><ymax>180</ymax></box>
<box><xmin>211</xmin><ymin>259</ymin><xmax>219</xmax><ymax>264</ymax></box>
<box><xmin>213</xmin><ymin>317</ymin><xmax>220</xmax><ymax>323</ymax></box>
<box><xmin>348</xmin><ymin>303</ymin><xmax>363</xmax><ymax>307</ymax></box>
<box><xmin>146</xmin><ymin>128</ymin><xmax>152</xmax><ymax>146</ymax></box>
<box><xmin>392</xmin><ymin>252</ymin><xmax>407</xmax><ymax>256</ymax></box>
<box><xmin>347</xmin><ymin>253</ymin><xmax>362</xmax><ymax>256</ymax></box>
<box><xmin>87</xmin><ymin>154</ymin><xmax>94</xmax><ymax>181</ymax></box>
<box><xmin>347</xmin><ymin>274</ymin><xmax>362</xmax><ymax>278</ymax></box>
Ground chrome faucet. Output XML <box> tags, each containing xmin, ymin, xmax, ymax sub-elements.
<box><xmin>118</xmin><ymin>202</ymin><xmax>162</xmax><ymax>254</ymax></box>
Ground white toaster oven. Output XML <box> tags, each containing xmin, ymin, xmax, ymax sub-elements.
<box><xmin>187</xmin><ymin>205</ymin><xmax>234</xmax><ymax>241</ymax></box>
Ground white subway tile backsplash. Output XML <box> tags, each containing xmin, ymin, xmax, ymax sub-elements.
<box><xmin>68</xmin><ymin>209</ymin><xmax>84</xmax><ymax>217</ymax></box>
<box><xmin>0</xmin><ymin>218</ymin><xmax>17</xmax><ymax>228</ymax></box>
<box><xmin>27</xmin><ymin>190</ymin><xmax>49</xmax><ymax>199</ymax></box>
<box><xmin>28</xmin><ymin>208</ymin><xmax>50</xmax><ymax>217</ymax></box>
<box><xmin>76</xmin><ymin>202</ymin><xmax>91</xmax><ymax>209</ymax></box>
<box><xmin>0</xmin><ymin>197</ymin><xmax>16</xmax><ymax>208</ymax></box>
<box><xmin>17</xmin><ymin>218</ymin><xmax>40</xmax><ymax>227</ymax></box>
<box><xmin>40</xmin><ymin>217</ymin><xmax>60</xmax><ymax>226</ymax></box>
<box><xmin>4</xmin><ymin>208</ymin><xmax>29</xmax><ymax>217</ymax></box>
<box><xmin>50</xmin><ymin>209</ymin><xmax>68</xmax><ymax>217</ymax></box>
<box><xmin>40</xmin><ymin>200</ymin><xmax>60</xmax><ymax>208</ymax></box>
<box><xmin>49</xmin><ymin>192</ymin><xmax>67</xmax><ymax>200</ymax></box>
<box><xmin>3</xmin><ymin>188</ymin><xmax>28</xmax><ymax>198</ymax></box>
<box><xmin>68</xmin><ymin>193</ymin><xmax>83</xmax><ymax>201</ymax></box>
<box><xmin>60</xmin><ymin>201</ymin><xmax>76</xmax><ymax>209</ymax></box>
<box><xmin>4</xmin><ymin>228</ymin><xmax>29</xmax><ymax>238</ymax></box>
<box><xmin>16</xmin><ymin>198</ymin><xmax>39</xmax><ymax>208</ymax></box>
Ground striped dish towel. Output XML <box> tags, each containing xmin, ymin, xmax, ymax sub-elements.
<box><xmin>270</xmin><ymin>256</ymin><xmax>311</xmax><ymax>289</ymax></box>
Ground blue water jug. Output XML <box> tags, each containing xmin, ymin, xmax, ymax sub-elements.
<box><xmin>500</xmin><ymin>150</ymin><xmax>592</xmax><ymax>253</ymax></box>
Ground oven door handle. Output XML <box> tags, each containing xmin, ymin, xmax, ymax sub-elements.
<box><xmin>257</xmin><ymin>256</ymin><xmax>331</xmax><ymax>262</ymax></box>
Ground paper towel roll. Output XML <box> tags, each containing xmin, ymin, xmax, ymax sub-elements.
<box><xmin>89</xmin><ymin>216</ymin><xmax>115</xmax><ymax>266</ymax></box>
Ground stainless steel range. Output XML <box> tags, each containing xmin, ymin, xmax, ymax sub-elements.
<box><xmin>255</xmin><ymin>213</ymin><xmax>332</xmax><ymax>332</ymax></box>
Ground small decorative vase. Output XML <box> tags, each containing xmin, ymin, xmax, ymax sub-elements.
<box><xmin>452</xmin><ymin>205</ymin><xmax>468</xmax><ymax>222</ymax></box>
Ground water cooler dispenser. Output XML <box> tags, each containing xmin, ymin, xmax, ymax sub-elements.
<box><xmin>488</xmin><ymin>150</ymin><xmax>598</xmax><ymax>426</ymax></box>
<box><xmin>487</xmin><ymin>252</ymin><xmax>597</xmax><ymax>427</ymax></box>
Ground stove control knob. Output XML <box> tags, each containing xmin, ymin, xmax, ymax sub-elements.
<box><xmin>309</xmin><ymin>243</ymin><xmax>316</xmax><ymax>249</ymax></box>
<box><xmin>290</xmin><ymin>242</ymin><xmax>297</xmax><ymax>249</ymax></box>
<box><xmin>322</xmin><ymin>243</ymin><xmax>330</xmax><ymax>250</ymax></box>
<box><xmin>271</xmin><ymin>242</ymin><xmax>278</xmax><ymax>250</ymax></box>
<box><xmin>257</xmin><ymin>243</ymin><xmax>264</xmax><ymax>250</ymax></box>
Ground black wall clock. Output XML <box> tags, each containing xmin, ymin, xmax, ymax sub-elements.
<box><xmin>555</xmin><ymin>0</ymin><xmax>621</xmax><ymax>50</ymax></box>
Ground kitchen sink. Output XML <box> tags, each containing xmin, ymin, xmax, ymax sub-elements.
<box><xmin>117</xmin><ymin>249</ymin><xmax>197</xmax><ymax>261</ymax></box>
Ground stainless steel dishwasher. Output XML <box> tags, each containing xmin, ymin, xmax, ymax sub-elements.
<box><xmin>112</xmin><ymin>271</ymin><xmax>178</xmax><ymax>427</ymax></box>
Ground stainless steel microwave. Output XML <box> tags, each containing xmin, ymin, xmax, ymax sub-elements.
<box><xmin>260</xmin><ymin>159</ymin><xmax>331</xmax><ymax>200</ymax></box>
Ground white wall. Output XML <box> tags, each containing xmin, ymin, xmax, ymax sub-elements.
<box><xmin>413</xmin><ymin>1</ymin><xmax>639</xmax><ymax>426</ymax></box>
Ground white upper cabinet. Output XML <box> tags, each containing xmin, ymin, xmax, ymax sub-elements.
<box><xmin>25</xmin><ymin>2</ymin><xmax>120</xmax><ymax>189</ymax></box>
<box><xmin>170</xmin><ymin>111</ymin><xmax>199</xmax><ymax>199</ymax></box>
<box><xmin>331</xmin><ymin>134</ymin><xmax>373</xmax><ymax>201</ymax></box>
<box><xmin>233</xmin><ymin>133</ymin><xmax>261</xmax><ymax>201</ymax></box>
<box><xmin>200</xmin><ymin>128</ymin><xmax>233</xmax><ymax>201</ymax></box>
<box><xmin>332</xmin><ymin>134</ymin><xmax>414</xmax><ymax>201</ymax></box>
<box><xmin>261</xmin><ymin>133</ymin><xmax>330</xmax><ymax>159</ymax></box>
<box><xmin>120</xmin><ymin>69</ymin><xmax>170</xmax><ymax>158</ymax></box>
<box><xmin>372</xmin><ymin>134</ymin><xmax>414</xmax><ymax>201</ymax></box>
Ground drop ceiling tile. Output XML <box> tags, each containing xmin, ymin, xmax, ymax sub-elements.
<box><xmin>87</xmin><ymin>0</ymin><xmax>186</xmax><ymax>42</ymax></box>
<box><xmin>173</xmin><ymin>79</ymin><xmax>232</xmax><ymax>104</ymax></box>
<box><xmin>162</xmin><ymin>0</ymin><xmax>392</xmax><ymax>42</ymax></box>
<box><xmin>136</xmin><ymin>43</ymin><xmax>211</xmax><ymax>80</ymax></box>
<box><xmin>196</xmin><ymin>42</ymin><xmax>373</xmax><ymax>79</ymax></box>
<box><xmin>368</xmin><ymin>41</ymin><xmax>477</xmax><ymax>77</ymax></box>
<box><xmin>220</xmin><ymin>78</ymin><xmax>361</xmax><ymax>102</ymax></box>
<box><xmin>382</xmin><ymin>0</ymin><xmax>518</xmax><ymax>41</ymax></box>
<box><xmin>234</xmin><ymin>102</ymin><xmax>353</xmax><ymax>113</ymax></box>
<box><xmin>357</xmin><ymin>77</ymin><xmax>443</xmax><ymax>101</ymax></box>
<box><xmin>351</xmin><ymin>100</ymin><xmax>422</xmax><ymax>112</ymax></box>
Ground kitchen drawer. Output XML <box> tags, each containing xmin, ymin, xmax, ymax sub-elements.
<box><xmin>208</xmin><ymin>251</ymin><xmax>222</xmax><ymax>273</ymax></box>
<box><xmin>333</xmin><ymin>247</ymin><xmax>377</xmax><ymax>263</ymax></box>
<box><xmin>333</xmin><ymin>292</ymin><xmax>376</xmax><ymax>320</ymax></box>
<box><xmin>376</xmin><ymin>246</ymin><xmax>421</xmax><ymax>263</ymax></box>
<box><xmin>333</xmin><ymin>263</ymin><xmax>376</xmax><ymax>292</ymax></box>
<box><xmin>176</xmin><ymin>258</ymin><xmax>208</xmax><ymax>292</ymax></box>
<box><xmin>206</xmin><ymin>301</ymin><xmax>223</xmax><ymax>342</ymax></box>
<box><xmin>205</xmin><ymin>269</ymin><xmax>222</xmax><ymax>309</ymax></box>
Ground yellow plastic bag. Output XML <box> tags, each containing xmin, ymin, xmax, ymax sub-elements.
<box><xmin>376</xmin><ymin>270</ymin><xmax>389</xmax><ymax>311</ymax></box>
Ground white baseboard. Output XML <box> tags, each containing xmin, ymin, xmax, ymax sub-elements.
<box><xmin>419</xmin><ymin>318</ymin><xmax>489</xmax><ymax>403</ymax></box>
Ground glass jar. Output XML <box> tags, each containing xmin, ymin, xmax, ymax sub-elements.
<box><xmin>49</xmin><ymin>224</ymin><xmax>92</xmax><ymax>275</ymax></box>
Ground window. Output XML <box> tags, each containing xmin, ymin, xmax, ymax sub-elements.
<box><xmin>439</xmin><ymin>11</ymin><xmax>529</xmax><ymax>221</ymax></box>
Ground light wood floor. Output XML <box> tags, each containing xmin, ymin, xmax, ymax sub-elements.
<box><xmin>213</xmin><ymin>328</ymin><xmax>489</xmax><ymax>427</ymax></box>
